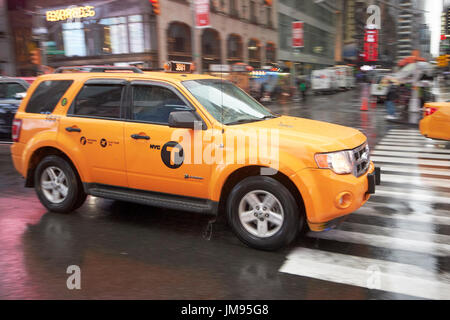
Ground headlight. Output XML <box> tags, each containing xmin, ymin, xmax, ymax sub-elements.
<box><xmin>315</xmin><ymin>150</ymin><xmax>353</xmax><ymax>174</ymax></box>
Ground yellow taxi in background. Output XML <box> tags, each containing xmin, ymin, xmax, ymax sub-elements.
<box><xmin>419</xmin><ymin>102</ymin><xmax>450</xmax><ymax>140</ymax></box>
<box><xmin>10</xmin><ymin>63</ymin><xmax>380</xmax><ymax>250</ymax></box>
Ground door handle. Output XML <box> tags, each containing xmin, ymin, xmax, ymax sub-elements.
<box><xmin>65</xmin><ymin>126</ymin><xmax>81</xmax><ymax>133</ymax></box>
<box><xmin>131</xmin><ymin>134</ymin><xmax>150</xmax><ymax>140</ymax></box>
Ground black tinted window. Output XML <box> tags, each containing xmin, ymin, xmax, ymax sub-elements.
<box><xmin>132</xmin><ymin>85</ymin><xmax>189</xmax><ymax>124</ymax></box>
<box><xmin>72</xmin><ymin>85</ymin><xmax>123</xmax><ymax>119</ymax></box>
<box><xmin>25</xmin><ymin>80</ymin><xmax>73</xmax><ymax>114</ymax></box>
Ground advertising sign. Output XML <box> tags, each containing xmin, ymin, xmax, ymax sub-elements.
<box><xmin>195</xmin><ymin>0</ymin><xmax>210</xmax><ymax>28</ymax></box>
<box><xmin>363</xmin><ymin>29</ymin><xmax>378</xmax><ymax>62</ymax></box>
<box><xmin>292</xmin><ymin>21</ymin><xmax>304</xmax><ymax>48</ymax></box>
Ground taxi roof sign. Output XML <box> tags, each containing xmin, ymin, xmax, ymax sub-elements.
<box><xmin>163</xmin><ymin>61</ymin><xmax>193</xmax><ymax>73</ymax></box>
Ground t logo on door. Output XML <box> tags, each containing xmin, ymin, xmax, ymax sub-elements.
<box><xmin>161</xmin><ymin>141</ymin><xmax>184</xmax><ymax>169</ymax></box>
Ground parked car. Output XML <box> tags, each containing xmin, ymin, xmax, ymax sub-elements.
<box><xmin>0</xmin><ymin>77</ymin><xmax>31</xmax><ymax>138</ymax></box>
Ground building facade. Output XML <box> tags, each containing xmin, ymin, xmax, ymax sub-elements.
<box><xmin>157</xmin><ymin>0</ymin><xmax>278</xmax><ymax>72</ymax></box>
<box><xmin>0</xmin><ymin>0</ymin><xmax>15</xmax><ymax>75</ymax></box>
<box><xmin>6</xmin><ymin>0</ymin><xmax>159</xmax><ymax>74</ymax></box>
<box><xmin>277</xmin><ymin>0</ymin><xmax>337</xmax><ymax>76</ymax></box>
<box><xmin>395</xmin><ymin>0</ymin><xmax>428</xmax><ymax>61</ymax></box>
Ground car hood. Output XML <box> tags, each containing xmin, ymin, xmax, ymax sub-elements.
<box><xmin>225</xmin><ymin>115</ymin><xmax>367</xmax><ymax>168</ymax></box>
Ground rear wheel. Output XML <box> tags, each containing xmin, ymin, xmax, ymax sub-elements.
<box><xmin>34</xmin><ymin>155</ymin><xmax>86</xmax><ymax>213</ymax></box>
<box><xmin>226</xmin><ymin>176</ymin><xmax>301</xmax><ymax>250</ymax></box>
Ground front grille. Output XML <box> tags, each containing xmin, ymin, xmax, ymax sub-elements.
<box><xmin>352</xmin><ymin>142</ymin><xmax>370</xmax><ymax>177</ymax></box>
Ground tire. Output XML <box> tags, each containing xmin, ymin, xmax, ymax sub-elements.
<box><xmin>226</xmin><ymin>176</ymin><xmax>301</xmax><ymax>251</ymax></box>
<box><xmin>34</xmin><ymin>155</ymin><xmax>86</xmax><ymax>213</ymax></box>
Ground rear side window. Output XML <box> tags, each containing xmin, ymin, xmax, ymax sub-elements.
<box><xmin>71</xmin><ymin>85</ymin><xmax>123</xmax><ymax>119</ymax></box>
<box><xmin>26</xmin><ymin>80</ymin><xmax>73</xmax><ymax>114</ymax></box>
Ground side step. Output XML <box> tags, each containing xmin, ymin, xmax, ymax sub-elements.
<box><xmin>85</xmin><ymin>183</ymin><xmax>218</xmax><ymax>215</ymax></box>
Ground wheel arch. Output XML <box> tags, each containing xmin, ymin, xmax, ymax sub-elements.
<box><xmin>25</xmin><ymin>146</ymin><xmax>83</xmax><ymax>188</ymax></box>
<box><xmin>217</xmin><ymin>165</ymin><xmax>306</xmax><ymax>219</ymax></box>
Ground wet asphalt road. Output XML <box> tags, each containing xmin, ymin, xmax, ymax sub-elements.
<box><xmin>0</xmin><ymin>88</ymin><xmax>449</xmax><ymax>299</ymax></box>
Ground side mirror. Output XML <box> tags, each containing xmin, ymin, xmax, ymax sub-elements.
<box><xmin>168</xmin><ymin>110</ymin><xmax>204</xmax><ymax>130</ymax></box>
<box><xmin>14</xmin><ymin>92</ymin><xmax>26</xmax><ymax>100</ymax></box>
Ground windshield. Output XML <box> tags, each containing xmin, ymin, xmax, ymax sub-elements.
<box><xmin>183</xmin><ymin>79</ymin><xmax>276</xmax><ymax>125</ymax></box>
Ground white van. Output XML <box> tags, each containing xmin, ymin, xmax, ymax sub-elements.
<box><xmin>312</xmin><ymin>69</ymin><xmax>338</xmax><ymax>94</ymax></box>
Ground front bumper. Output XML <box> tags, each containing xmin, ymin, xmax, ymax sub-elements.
<box><xmin>291</xmin><ymin>163</ymin><xmax>381</xmax><ymax>232</ymax></box>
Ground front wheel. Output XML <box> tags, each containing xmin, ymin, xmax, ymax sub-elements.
<box><xmin>226</xmin><ymin>176</ymin><xmax>302</xmax><ymax>250</ymax></box>
<box><xmin>34</xmin><ymin>155</ymin><xmax>86</xmax><ymax>213</ymax></box>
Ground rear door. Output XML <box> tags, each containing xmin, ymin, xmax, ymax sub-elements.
<box><xmin>58</xmin><ymin>79</ymin><xmax>128</xmax><ymax>187</ymax></box>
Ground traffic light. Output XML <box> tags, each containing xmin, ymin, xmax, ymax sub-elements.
<box><xmin>30</xmin><ymin>49</ymin><xmax>41</xmax><ymax>65</ymax></box>
<box><xmin>264</xmin><ymin>0</ymin><xmax>272</xmax><ymax>5</ymax></box>
<box><xmin>150</xmin><ymin>0</ymin><xmax>160</xmax><ymax>15</ymax></box>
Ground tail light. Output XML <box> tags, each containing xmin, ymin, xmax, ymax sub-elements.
<box><xmin>12</xmin><ymin>119</ymin><xmax>22</xmax><ymax>142</ymax></box>
<box><xmin>424</xmin><ymin>107</ymin><xmax>438</xmax><ymax>116</ymax></box>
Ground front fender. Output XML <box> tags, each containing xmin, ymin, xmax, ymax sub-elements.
<box><xmin>208</xmin><ymin>152</ymin><xmax>310</xmax><ymax>202</ymax></box>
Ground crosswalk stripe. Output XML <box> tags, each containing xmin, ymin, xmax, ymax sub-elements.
<box><xmin>380</xmin><ymin>138</ymin><xmax>438</xmax><ymax>144</ymax></box>
<box><xmin>380</xmin><ymin>173</ymin><xmax>450</xmax><ymax>189</ymax></box>
<box><xmin>371</xmin><ymin>150</ymin><xmax>450</xmax><ymax>160</ymax></box>
<box><xmin>374</xmin><ymin>187</ymin><xmax>450</xmax><ymax>204</ymax></box>
<box><xmin>374</xmin><ymin>145</ymin><xmax>450</xmax><ymax>154</ymax></box>
<box><xmin>384</xmin><ymin>133</ymin><xmax>427</xmax><ymax>138</ymax></box>
<box><xmin>388</xmin><ymin>129</ymin><xmax>423</xmax><ymax>133</ymax></box>
<box><xmin>371</xmin><ymin>156</ymin><xmax>450</xmax><ymax>167</ymax></box>
<box><xmin>354</xmin><ymin>205</ymin><xmax>450</xmax><ymax>226</ymax></box>
<box><xmin>305</xmin><ymin>228</ymin><xmax>450</xmax><ymax>256</ymax></box>
<box><xmin>374</xmin><ymin>164</ymin><xmax>450</xmax><ymax>177</ymax></box>
<box><xmin>339</xmin><ymin>221</ymin><xmax>450</xmax><ymax>245</ymax></box>
<box><xmin>279</xmin><ymin>247</ymin><xmax>450</xmax><ymax>300</ymax></box>
<box><xmin>378</xmin><ymin>141</ymin><xmax>448</xmax><ymax>148</ymax></box>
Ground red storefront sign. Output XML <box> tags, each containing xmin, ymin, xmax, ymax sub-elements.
<box><xmin>194</xmin><ymin>0</ymin><xmax>210</xmax><ymax>28</ymax></box>
<box><xmin>292</xmin><ymin>21</ymin><xmax>304</xmax><ymax>48</ymax></box>
<box><xmin>363</xmin><ymin>29</ymin><xmax>378</xmax><ymax>61</ymax></box>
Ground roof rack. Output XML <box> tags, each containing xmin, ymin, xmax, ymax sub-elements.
<box><xmin>54</xmin><ymin>66</ymin><xmax>144</xmax><ymax>74</ymax></box>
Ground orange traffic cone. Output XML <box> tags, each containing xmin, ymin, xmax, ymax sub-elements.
<box><xmin>360</xmin><ymin>97</ymin><xmax>368</xmax><ymax>111</ymax></box>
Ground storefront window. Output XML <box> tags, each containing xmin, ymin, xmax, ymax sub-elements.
<box><xmin>62</xmin><ymin>22</ymin><xmax>87</xmax><ymax>57</ymax></box>
<box><xmin>43</xmin><ymin>2</ymin><xmax>155</xmax><ymax>63</ymax></box>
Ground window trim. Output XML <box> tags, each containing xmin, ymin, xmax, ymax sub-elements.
<box><xmin>67</xmin><ymin>80</ymin><xmax>126</xmax><ymax>120</ymax></box>
<box><xmin>126</xmin><ymin>80</ymin><xmax>207</xmax><ymax>129</ymax></box>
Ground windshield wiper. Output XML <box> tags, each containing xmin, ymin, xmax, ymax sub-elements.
<box><xmin>225</xmin><ymin>118</ymin><xmax>261</xmax><ymax>125</ymax></box>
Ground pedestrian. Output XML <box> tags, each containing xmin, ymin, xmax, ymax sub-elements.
<box><xmin>299</xmin><ymin>80</ymin><xmax>307</xmax><ymax>101</ymax></box>
<box><xmin>385</xmin><ymin>80</ymin><xmax>398</xmax><ymax>120</ymax></box>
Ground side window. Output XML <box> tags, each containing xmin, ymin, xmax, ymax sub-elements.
<box><xmin>72</xmin><ymin>85</ymin><xmax>123</xmax><ymax>119</ymax></box>
<box><xmin>0</xmin><ymin>84</ymin><xmax>6</xmax><ymax>99</ymax></box>
<box><xmin>26</xmin><ymin>80</ymin><xmax>73</xmax><ymax>114</ymax></box>
<box><xmin>132</xmin><ymin>85</ymin><xmax>189</xmax><ymax>124</ymax></box>
<box><xmin>6</xmin><ymin>83</ymin><xmax>26</xmax><ymax>98</ymax></box>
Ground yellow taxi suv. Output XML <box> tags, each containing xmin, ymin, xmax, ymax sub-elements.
<box><xmin>11</xmin><ymin>63</ymin><xmax>380</xmax><ymax>250</ymax></box>
<box><xmin>419</xmin><ymin>102</ymin><xmax>450</xmax><ymax>140</ymax></box>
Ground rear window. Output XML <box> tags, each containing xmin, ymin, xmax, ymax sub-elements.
<box><xmin>25</xmin><ymin>80</ymin><xmax>73</xmax><ymax>114</ymax></box>
<box><xmin>70</xmin><ymin>85</ymin><xmax>123</xmax><ymax>119</ymax></box>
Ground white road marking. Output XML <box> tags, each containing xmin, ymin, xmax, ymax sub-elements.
<box><xmin>339</xmin><ymin>221</ymin><xmax>450</xmax><ymax>245</ymax></box>
<box><xmin>371</xmin><ymin>150</ymin><xmax>450</xmax><ymax>160</ymax></box>
<box><xmin>375</xmin><ymin>187</ymin><xmax>450</xmax><ymax>204</ymax></box>
<box><xmin>380</xmin><ymin>173</ymin><xmax>450</xmax><ymax>189</ymax></box>
<box><xmin>378</xmin><ymin>141</ymin><xmax>448</xmax><ymax>147</ymax></box>
<box><xmin>279</xmin><ymin>247</ymin><xmax>450</xmax><ymax>300</ymax></box>
<box><xmin>305</xmin><ymin>228</ymin><xmax>450</xmax><ymax>256</ymax></box>
<box><xmin>375</xmin><ymin>145</ymin><xmax>450</xmax><ymax>154</ymax></box>
<box><xmin>374</xmin><ymin>164</ymin><xmax>450</xmax><ymax>177</ymax></box>
<box><xmin>354</xmin><ymin>205</ymin><xmax>450</xmax><ymax>226</ymax></box>
<box><xmin>371</xmin><ymin>156</ymin><xmax>450</xmax><ymax>167</ymax></box>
